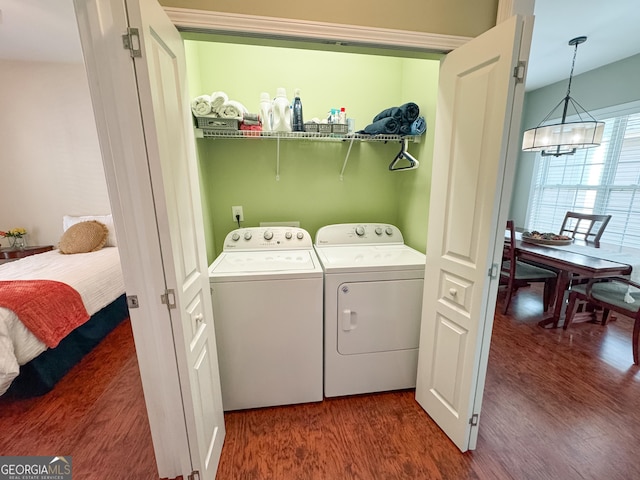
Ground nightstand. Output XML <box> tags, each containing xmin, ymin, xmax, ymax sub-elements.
<box><xmin>0</xmin><ymin>245</ymin><xmax>54</xmax><ymax>264</ymax></box>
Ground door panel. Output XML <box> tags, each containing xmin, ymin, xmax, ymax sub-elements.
<box><xmin>445</xmin><ymin>64</ymin><xmax>496</xmax><ymax>265</ymax></box>
<box><xmin>430</xmin><ymin>313</ymin><xmax>467</xmax><ymax>413</ymax></box>
<box><xmin>415</xmin><ymin>14</ymin><xmax>532</xmax><ymax>452</ymax></box>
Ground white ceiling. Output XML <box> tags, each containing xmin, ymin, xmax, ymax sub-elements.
<box><xmin>1</xmin><ymin>0</ymin><xmax>639</xmax><ymax>91</ymax></box>
<box><xmin>526</xmin><ymin>0</ymin><xmax>640</xmax><ymax>91</ymax></box>
<box><xmin>0</xmin><ymin>0</ymin><xmax>82</xmax><ymax>64</ymax></box>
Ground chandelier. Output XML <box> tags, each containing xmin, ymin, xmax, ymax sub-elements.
<box><xmin>522</xmin><ymin>36</ymin><xmax>605</xmax><ymax>157</ymax></box>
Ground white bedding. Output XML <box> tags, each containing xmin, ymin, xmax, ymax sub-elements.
<box><xmin>0</xmin><ymin>247</ymin><xmax>125</xmax><ymax>396</ymax></box>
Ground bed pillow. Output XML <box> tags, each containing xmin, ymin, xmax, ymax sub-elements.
<box><xmin>59</xmin><ymin>220</ymin><xmax>109</xmax><ymax>254</ymax></box>
<box><xmin>63</xmin><ymin>214</ymin><xmax>117</xmax><ymax>247</ymax></box>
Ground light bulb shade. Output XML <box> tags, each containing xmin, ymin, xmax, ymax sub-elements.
<box><xmin>522</xmin><ymin>120</ymin><xmax>605</xmax><ymax>156</ymax></box>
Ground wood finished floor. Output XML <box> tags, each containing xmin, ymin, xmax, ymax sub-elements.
<box><xmin>1</xmin><ymin>285</ymin><xmax>639</xmax><ymax>479</ymax></box>
<box><xmin>0</xmin><ymin>319</ymin><xmax>158</xmax><ymax>479</ymax></box>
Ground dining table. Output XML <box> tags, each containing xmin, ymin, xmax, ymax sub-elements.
<box><xmin>513</xmin><ymin>233</ymin><xmax>640</xmax><ymax>328</ymax></box>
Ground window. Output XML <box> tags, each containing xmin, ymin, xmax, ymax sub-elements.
<box><xmin>526</xmin><ymin>105</ymin><xmax>640</xmax><ymax>248</ymax></box>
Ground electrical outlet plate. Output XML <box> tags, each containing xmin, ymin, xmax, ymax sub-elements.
<box><xmin>232</xmin><ymin>206</ymin><xmax>244</xmax><ymax>221</ymax></box>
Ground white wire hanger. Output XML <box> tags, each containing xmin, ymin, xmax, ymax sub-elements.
<box><xmin>389</xmin><ymin>138</ymin><xmax>419</xmax><ymax>171</ymax></box>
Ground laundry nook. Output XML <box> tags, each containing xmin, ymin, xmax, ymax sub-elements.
<box><xmin>184</xmin><ymin>36</ymin><xmax>438</xmax><ymax>410</ymax></box>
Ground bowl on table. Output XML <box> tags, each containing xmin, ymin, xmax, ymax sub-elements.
<box><xmin>521</xmin><ymin>230</ymin><xmax>573</xmax><ymax>246</ymax></box>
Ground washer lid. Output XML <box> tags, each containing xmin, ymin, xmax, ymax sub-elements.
<box><xmin>209</xmin><ymin>249</ymin><xmax>322</xmax><ymax>279</ymax></box>
<box><xmin>314</xmin><ymin>245</ymin><xmax>426</xmax><ymax>273</ymax></box>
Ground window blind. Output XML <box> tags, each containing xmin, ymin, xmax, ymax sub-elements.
<box><xmin>526</xmin><ymin>109</ymin><xmax>640</xmax><ymax>248</ymax></box>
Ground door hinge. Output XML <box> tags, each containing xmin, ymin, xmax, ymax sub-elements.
<box><xmin>188</xmin><ymin>470</ymin><xmax>200</xmax><ymax>480</ymax></box>
<box><xmin>469</xmin><ymin>413</ymin><xmax>479</xmax><ymax>426</ymax></box>
<box><xmin>122</xmin><ymin>27</ymin><xmax>142</xmax><ymax>58</ymax></box>
<box><xmin>126</xmin><ymin>295</ymin><xmax>140</xmax><ymax>309</ymax></box>
<box><xmin>161</xmin><ymin>289</ymin><xmax>176</xmax><ymax>309</ymax></box>
<box><xmin>488</xmin><ymin>263</ymin><xmax>498</xmax><ymax>279</ymax></box>
<box><xmin>513</xmin><ymin>60</ymin><xmax>526</xmax><ymax>83</ymax></box>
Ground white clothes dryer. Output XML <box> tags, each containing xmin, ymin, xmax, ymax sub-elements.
<box><xmin>314</xmin><ymin>223</ymin><xmax>426</xmax><ymax>398</ymax></box>
<box><xmin>208</xmin><ymin>227</ymin><xmax>323</xmax><ymax>411</ymax></box>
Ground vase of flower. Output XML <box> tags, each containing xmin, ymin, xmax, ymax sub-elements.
<box><xmin>1</xmin><ymin>227</ymin><xmax>28</xmax><ymax>250</ymax></box>
<box><xmin>12</xmin><ymin>236</ymin><xmax>26</xmax><ymax>249</ymax></box>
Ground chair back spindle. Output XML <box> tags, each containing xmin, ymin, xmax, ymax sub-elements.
<box><xmin>559</xmin><ymin>212</ymin><xmax>612</xmax><ymax>246</ymax></box>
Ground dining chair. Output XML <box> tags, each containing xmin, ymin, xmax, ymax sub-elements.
<box><xmin>559</xmin><ymin>212</ymin><xmax>612</xmax><ymax>247</ymax></box>
<box><xmin>500</xmin><ymin>220</ymin><xmax>558</xmax><ymax>314</ymax></box>
<box><xmin>565</xmin><ymin>277</ymin><xmax>640</xmax><ymax>365</ymax></box>
<box><xmin>560</xmin><ymin>212</ymin><xmax>613</xmax><ymax>316</ymax></box>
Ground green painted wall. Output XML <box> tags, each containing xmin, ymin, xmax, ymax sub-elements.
<box><xmin>185</xmin><ymin>40</ymin><xmax>439</xmax><ymax>261</ymax></box>
<box><xmin>394</xmin><ymin>59</ymin><xmax>438</xmax><ymax>251</ymax></box>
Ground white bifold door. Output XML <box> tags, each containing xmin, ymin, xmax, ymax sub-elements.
<box><xmin>74</xmin><ymin>0</ymin><xmax>225</xmax><ymax>478</ymax></box>
<box><xmin>415</xmin><ymin>14</ymin><xmax>533</xmax><ymax>452</ymax></box>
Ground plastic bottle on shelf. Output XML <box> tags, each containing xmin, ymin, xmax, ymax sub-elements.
<box><xmin>259</xmin><ymin>92</ymin><xmax>272</xmax><ymax>132</ymax></box>
<box><xmin>292</xmin><ymin>89</ymin><xmax>304</xmax><ymax>132</ymax></box>
<box><xmin>339</xmin><ymin>107</ymin><xmax>346</xmax><ymax>124</ymax></box>
<box><xmin>271</xmin><ymin>88</ymin><xmax>292</xmax><ymax>132</ymax></box>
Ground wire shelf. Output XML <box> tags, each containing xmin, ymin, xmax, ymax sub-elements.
<box><xmin>194</xmin><ymin>128</ymin><xmax>421</xmax><ymax>181</ymax></box>
<box><xmin>196</xmin><ymin>129</ymin><xmax>416</xmax><ymax>143</ymax></box>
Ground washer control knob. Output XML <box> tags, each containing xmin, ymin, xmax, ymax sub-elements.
<box><xmin>296</xmin><ymin>231</ymin><xmax>304</xmax><ymax>240</ymax></box>
<box><xmin>375</xmin><ymin>227</ymin><xmax>383</xmax><ymax>235</ymax></box>
<box><xmin>385</xmin><ymin>227</ymin><xmax>393</xmax><ymax>236</ymax></box>
<box><xmin>264</xmin><ymin>230</ymin><xmax>273</xmax><ymax>241</ymax></box>
<box><xmin>231</xmin><ymin>233</ymin><xmax>240</xmax><ymax>241</ymax></box>
<box><xmin>355</xmin><ymin>226</ymin><xmax>365</xmax><ymax>237</ymax></box>
<box><xmin>243</xmin><ymin>231</ymin><xmax>252</xmax><ymax>241</ymax></box>
<box><xmin>285</xmin><ymin>231</ymin><xmax>293</xmax><ymax>240</ymax></box>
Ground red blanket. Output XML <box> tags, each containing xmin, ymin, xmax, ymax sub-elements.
<box><xmin>0</xmin><ymin>280</ymin><xmax>89</xmax><ymax>348</ymax></box>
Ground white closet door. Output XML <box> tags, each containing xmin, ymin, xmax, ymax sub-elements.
<box><xmin>74</xmin><ymin>0</ymin><xmax>225</xmax><ymax>478</ymax></box>
<box><xmin>415</xmin><ymin>14</ymin><xmax>533</xmax><ymax>452</ymax></box>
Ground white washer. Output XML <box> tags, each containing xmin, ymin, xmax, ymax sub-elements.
<box><xmin>208</xmin><ymin>227</ymin><xmax>323</xmax><ymax>411</ymax></box>
<box><xmin>314</xmin><ymin>223</ymin><xmax>426</xmax><ymax>397</ymax></box>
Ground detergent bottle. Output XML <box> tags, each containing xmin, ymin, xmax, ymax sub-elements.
<box><xmin>271</xmin><ymin>88</ymin><xmax>292</xmax><ymax>132</ymax></box>
<box><xmin>292</xmin><ymin>89</ymin><xmax>304</xmax><ymax>132</ymax></box>
<box><xmin>259</xmin><ymin>92</ymin><xmax>272</xmax><ymax>132</ymax></box>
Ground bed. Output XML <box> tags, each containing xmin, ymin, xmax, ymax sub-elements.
<box><xmin>0</xmin><ymin>246</ymin><xmax>127</xmax><ymax>397</ymax></box>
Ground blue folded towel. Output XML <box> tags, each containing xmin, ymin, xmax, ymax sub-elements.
<box><xmin>411</xmin><ymin>116</ymin><xmax>427</xmax><ymax>135</ymax></box>
<box><xmin>361</xmin><ymin>117</ymin><xmax>400</xmax><ymax>135</ymax></box>
<box><xmin>400</xmin><ymin>102</ymin><xmax>420</xmax><ymax>123</ymax></box>
<box><xmin>373</xmin><ymin>107</ymin><xmax>402</xmax><ymax>123</ymax></box>
<box><xmin>366</xmin><ymin>102</ymin><xmax>420</xmax><ymax>136</ymax></box>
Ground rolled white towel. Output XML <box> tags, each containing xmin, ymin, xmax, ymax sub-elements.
<box><xmin>210</xmin><ymin>91</ymin><xmax>229</xmax><ymax>109</ymax></box>
<box><xmin>191</xmin><ymin>95</ymin><xmax>212</xmax><ymax>116</ymax></box>
<box><xmin>216</xmin><ymin>100</ymin><xmax>248</xmax><ymax>120</ymax></box>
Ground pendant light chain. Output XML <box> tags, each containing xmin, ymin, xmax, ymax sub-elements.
<box><xmin>565</xmin><ymin>41</ymin><xmax>579</xmax><ymax>99</ymax></box>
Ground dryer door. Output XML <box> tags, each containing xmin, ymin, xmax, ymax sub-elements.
<box><xmin>337</xmin><ymin>279</ymin><xmax>423</xmax><ymax>355</ymax></box>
